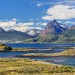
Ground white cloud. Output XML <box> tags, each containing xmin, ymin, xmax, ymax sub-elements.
<box><xmin>12</xmin><ymin>18</ymin><xmax>17</xmax><ymax>21</ymax></box>
<box><xmin>36</xmin><ymin>3</ymin><xmax>42</xmax><ymax>7</ymax></box>
<box><xmin>14</xmin><ymin>26</ymin><xmax>35</xmax><ymax>32</ymax></box>
<box><xmin>0</xmin><ymin>19</ymin><xmax>34</xmax><ymax>32</ymax></box>
<box><xmin>17</xmin><ymin>22</ymin><xmax>34</xmax><ymax>26</ymax></box>
<box><xmin>30</xmin><ymin>19</ymin><xmax>34</xmax><ymax>21</ymax></box>
<box><xmin>35</xmin><ymin>22</ymin><xmax>47</xmax><ymax>26</ymax></box>
<box><xmin>13</xmin><ymin>22</ymin><xmax>34</xmax><ymax>32</ymax></box>
<box><xmin>0</xmin><ymin>19</ymin><xmax>16</xmax><ymax>28</ymax></box>
<box><xmin>40</xmin><ymin>23</ymin><xmax>47</xmax><ymax>26</ymax></box>
<box><xmin>59</xmin><ymin>0</ymin><xmax>75</xmax><ymax>5</ymax></box>
<box><xmin>64</xmin><ymin>21</ymin><xmax>75</xmax><ymax>24</ymax></box>
<box><xmin>42</xmin><ymin>5</ymin><xmax>75</xmax><ymax>20</ymax></box>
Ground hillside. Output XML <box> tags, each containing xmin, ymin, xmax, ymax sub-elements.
<box><xmin>0</xmin><ymin>29</ymin><xmax>32</xmax><ymax>41</ymax></box>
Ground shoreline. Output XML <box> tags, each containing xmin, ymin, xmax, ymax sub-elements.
<box><xmin>17</xmin><ymin>54</ymin><xmax>75</xmax><ymax>58</ymax></box>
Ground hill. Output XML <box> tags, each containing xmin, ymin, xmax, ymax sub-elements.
<box><xmin>0</xmin><ymin>28</ymin><xmax>32</xmax><ymax>41</ymax></box>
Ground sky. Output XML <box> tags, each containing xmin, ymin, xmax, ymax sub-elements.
<box><xmin>0</xmin><ymin>0</ymin><xmax>75</xmax><ymax>32</ymax></box>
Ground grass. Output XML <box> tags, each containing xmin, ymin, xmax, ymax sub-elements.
<box><xmin>0</xmin><ymin>58</ymin><xmax>75</xmax><ymax>75</ymax></box>
<box><xmin>12</xmin><ymin>48</ymin><xmax>37</xmax><ymax>52</ymax></box>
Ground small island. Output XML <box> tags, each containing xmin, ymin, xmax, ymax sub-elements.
<box><xmin>20</xmin><ymin>47</ymin><xmax>75</xmax><ymax>57</ymax></box>
<box><xmin>0</xmin><ymin>44</ymin><xmax>12</xmax><ymax>52</ymax></box>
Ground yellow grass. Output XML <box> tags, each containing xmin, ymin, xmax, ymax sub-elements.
<box><xmin>0</xmin><ymin>58</ymin><xmax>75</xmax><ymax>75</ymax></box>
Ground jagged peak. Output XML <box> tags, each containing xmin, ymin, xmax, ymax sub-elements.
<box><xmin>0</xmin><ymin>27</ymin><xmax>6</xmax><ymax>32</ymax></box>
<box><xmin>52</xmin><ymin>19</ymin><xmax>57</xmax><ymax>22</ymax></box>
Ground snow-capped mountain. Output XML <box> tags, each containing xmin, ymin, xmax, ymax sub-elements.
<box><xmin>26</xmin><ymin>28</ymin><xmax>42</xmax><ymax>37</ymax></box>
<box><xmin>40</xmin><ymin>20</ymin><xmax>68</xmax><ymax>35</ymax></box>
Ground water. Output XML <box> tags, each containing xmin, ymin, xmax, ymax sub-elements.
<box><xmin>23</xmin><ymin>56</ymin><xmax>75</xmax><ymax>66</ymax></box>
<box><xmin>0</xmin><ymin>49</ymin><xmax>63</xmax><ymax>58</ymax></box>
<box><xmin>0</xmin><ymin>43</ymin><xmax>75</xmax><ymax>66</ymax></box>
<box><xmin>6</xmin><ymin>43</ymin><xmax>75</xmax><ymax>48</ymax></box>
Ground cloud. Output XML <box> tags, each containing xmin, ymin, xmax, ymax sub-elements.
<box><xmin>14</xmin><ymin>26</ymin><xmax>35</xmax><ymax>32</ymax></box>
<box><xmin>64</xmin><ymin>21</ymin><xmax>75</xmax><ymax>24</ymax></box>
<box><xmin>58</xmin><ymin>0</ymin><xmax>75</xmax><ymax>5</ymax></box>
<box><xmin>30</xmin><ymin>19</ymin><xmax>34</xmax><ymax>21</ymax></box>
<box><xmin>36</xmin><ymin>3</ymin><xmax>42</xmax><ymax>7</ymax></box>
<box><xmin>42</xmin><ymin>5</ymin><xmax>75</xmax><ymax>20</ymax></box>
<box><xmin>35</xmin><ymin>22</ymin><xmax>47</xmax><ymax>26</ymax></box>
<box><xmin>12</xmin><ymin>18</ymin><xmax>17</xmax><ymax>21</ymax></box>
<box><xmin>0</xmin><ymin>19</ymin><xmax>34</xmax><ymax>32</ymax></box>
<box><xmin>17</xmin><ymin>22</ymin><xmax>34</xmax><ymax>26</ymax></box>
<box><xmin>0</xmin><ymin>19</ymin><xmax>16</xmax><ymax>28</ymax></box>
<box><xmin>13</xmin><ymin>22</ymin><xmax>34</xmax><ymax>32</ymax></box>
<box><xmin>40</xmin><ymin>23</ymin><xmax>47</xmax><ymax>26</ymax></box>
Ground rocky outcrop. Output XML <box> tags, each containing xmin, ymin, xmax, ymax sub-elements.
<box><xmin>0</xmin><ymin>44</ymin><xmax>12</xmax><ymax>52</ymax></box>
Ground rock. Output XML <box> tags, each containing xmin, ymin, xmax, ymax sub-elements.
<box><xmin>0</xmin><ymin>44</ymin><xmax>12</xmax><ymax>52</ymax></box>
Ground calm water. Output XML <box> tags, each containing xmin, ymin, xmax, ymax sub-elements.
<box><xmin>0</xmin><ymin>49</ymin><xmax>63</xmax><ymax>58</ymax></box>
<box><xmin>0</xmin><ymin>43</ymin><xmax>75</xmax><ymax>66</ymax></box>
<box><xmin>6</xmin><ymin>43</ymin><xmax>75</xmax><ymax>48</ymax></box>
<box><xmin>22</xmin><ymin>56</ymin><xmax>75</xmax><ymax>66</ymax></box>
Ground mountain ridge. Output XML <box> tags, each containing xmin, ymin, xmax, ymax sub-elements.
<box><xmin>40</xmin><ymin>20</ymin><xmax>68</xmax><ymax>35</ymax></box>
<box><xmin>0</xmin><ymin>19</ymin><xmax>75</xmax><ymax>43</ymax></box>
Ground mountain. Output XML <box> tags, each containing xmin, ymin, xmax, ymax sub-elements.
<box><xmin>0</xmin><ymin>27</ymin><xmax>6</xmax><ymax>32</ymax></box>
<box><xmin>7</xmin><ymin>29</ymin><xmax>17</xmax><ymax>32</ymax></box>
<box><xmin>26</xmin><ymin>28</ymin><xmax>42</xmax><ymax>37</ymax></box>
<box><xmin>0</xmin><ymin>28</ymin><xmax>32</xmax><ymax>41</ymax></box>
<box><xmin>69</xmin><ymin>25</ymin><xmax>75</xmax><ymax>30</ymax></box>
<box><xmin>40</xmin><ymin>20</ymin><xmax>68</xmax><ymax>35</ymax></box>
<box><xmin>31</xmin><ymin>20</ymin><xmax>75</xmax><ymax>43</ymax></box>
<box><xmin>0</xmin><ymin>20</ymin><xmax>75</xmax><ymax>43</ymax></box>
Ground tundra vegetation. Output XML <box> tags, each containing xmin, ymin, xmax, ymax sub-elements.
<box><xmin>0</xmin><ymin>58</ymin><xmax>75</xmax><ymax>75</ymax></box>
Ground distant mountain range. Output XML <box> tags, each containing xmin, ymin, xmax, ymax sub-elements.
<box><xmin>0</xmin><ymin>20</ymin><xmax>75</xmax><ymax>43</ymax></box>
<box><xmin>0</xmin><ymin>28</ymin><xmax>32</xmax><ymax>41</ymax></box>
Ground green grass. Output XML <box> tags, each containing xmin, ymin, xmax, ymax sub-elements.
<box><xmin>0</xmin><ymin>58</ymin><xmax>75</xmax><ymax>75</ymax></box>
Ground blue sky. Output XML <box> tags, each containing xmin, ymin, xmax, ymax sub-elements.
<box><xmin>0</xmin><ymin>0</ymin><xmax>75</xmax><ymax>32</ymax></box>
